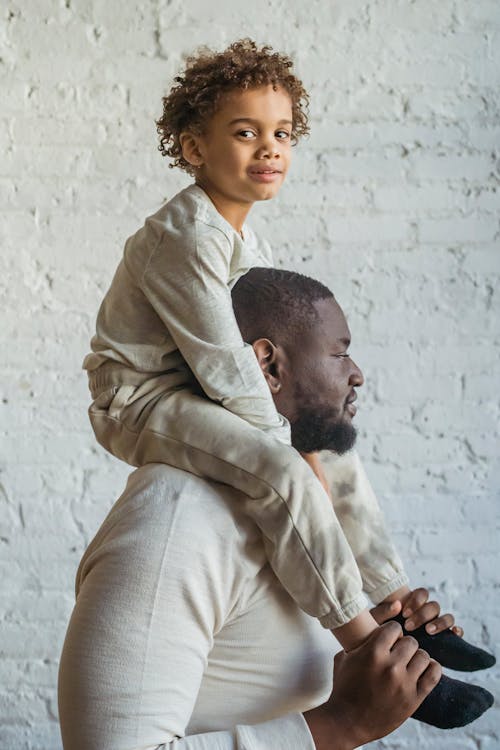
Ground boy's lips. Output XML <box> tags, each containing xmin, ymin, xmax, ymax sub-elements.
<box><xmin>247</xmin><ymin>167</ymin><xmax>283</xmax><ymax>183</ymax></box>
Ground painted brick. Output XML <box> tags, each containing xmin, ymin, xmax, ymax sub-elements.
<box><xmin>2</xmin><ymin>2</ymin><xmax>499</xmax><ymax>749</ymax></box>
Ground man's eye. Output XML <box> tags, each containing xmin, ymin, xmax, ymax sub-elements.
<box><xmin>332</xmin><ymin>353</ymin><xmax>350</xmax><ymax>359</ymax></box>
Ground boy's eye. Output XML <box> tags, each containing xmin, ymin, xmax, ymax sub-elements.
<box><xmin>237</xmin><ymin>129</ymin><xmax>256</xmax><ymax>139</ymax></box>
<box><xmin>275</xmin><ymin>130</ymin><xmax>290</xmax><ymax>140</ymax></box>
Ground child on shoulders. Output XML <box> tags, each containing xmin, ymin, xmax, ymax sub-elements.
<box><xmin>84</xmin><ymin>39</ymin><xmax>494</xmax><ymax>730</ymax></box>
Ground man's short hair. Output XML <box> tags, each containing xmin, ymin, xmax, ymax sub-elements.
<box><xmin>231</xmin><ymin>267</ymin><xmax>334</xmax><ymax>347</ymax></box>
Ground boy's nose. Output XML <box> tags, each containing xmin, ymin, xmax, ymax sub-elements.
<box><xmin>255</xmin><ymin>140</ymin><xmax>280</xmax><ymax>159</ymax></box>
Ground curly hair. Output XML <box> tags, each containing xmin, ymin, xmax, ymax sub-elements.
<box><xmin>156</xmin><ymin>39</ymin><xmax>310</xmax><ymax>174</ymax></box>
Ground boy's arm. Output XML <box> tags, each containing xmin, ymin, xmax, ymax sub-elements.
<box><xmin>139</xmin><ymin>220</ymin><xmax>290</xmax><ymax>443</ymax></box>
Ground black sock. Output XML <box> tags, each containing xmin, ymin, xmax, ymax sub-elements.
<box><xmin>393</xmin><ymin>613</ymin><xmax>496</xmax><ymax>671</ymax></box>
<box><xmin>412</xmin><ymin>674</ymin><xmax>494</xmax><ymax>729</ymax></box>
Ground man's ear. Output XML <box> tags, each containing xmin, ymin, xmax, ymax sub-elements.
<box><xmin>252</xmin><ymin>338</ymin><xmax>282</xmax><ymax>394</ymax></box>
<box><xmin>179</xmin><ymin>131</ymin><xmax>204</xmax><ymax>168</ymax></box>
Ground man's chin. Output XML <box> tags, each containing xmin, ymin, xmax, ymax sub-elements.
<box><xmin>290</xmin><ymin>411</ymin><xmax>357</xmax><ymax>454</ymax></box>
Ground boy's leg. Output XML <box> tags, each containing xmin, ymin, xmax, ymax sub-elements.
<box><xmin>321</xmin><ymin>450</ymin><xmax>409</xmax><ymax>602</ymax></box>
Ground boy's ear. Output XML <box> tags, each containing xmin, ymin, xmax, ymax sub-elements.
<box><xmin>179</xmin><ymin>131</ymin><xmax>204</xmax><ymax>168</ymax></box>
<box><xmin>252</xmin><ymin>338</ymin><xmax>282</xmax><ymax>394</ymax></box>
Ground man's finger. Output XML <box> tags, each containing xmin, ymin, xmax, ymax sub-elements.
<box><xmin>416</xmin><ymin>659</ymin><xmax>442</xmax><ymax>700</ymax></box>
<box><xmin>425</xmin><ymin>612</ymin><xmax>455</xmax><ymax>634</ymax></box>
<box><xmin>389</xmin><ymin>634</ymin><xmax>419</xmax><ymax>665</ymax></box>
<box><xmin>402</xmin><ymin>587</ymin><xmax>429</xmax><ymax>617</ymax></box>
<box><xmin>405</xmin><ymin>601</ymin><xmax>440</xmax><ymax>630</ymax></box>
<box><xmin>370</xmin><ymin>600</ymin><xmax>402</xmax><ymax>625</ymax></box>
<box><xmin>366</xmin><ymin>620</ymin><xmax>404</xmax><ymax>651</ymax></box>
<box><xmin>406</xmin><ymin>647</ymin><xmax>431</xmax><ymax>679</ymax></box>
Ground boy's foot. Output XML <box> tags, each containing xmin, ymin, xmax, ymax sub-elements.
<box><xmin>393</xmin><ymin>613</ymin><xmax>496</xmax><ymax>671</ymax></box>
<box><xmin>412</xmin><ymin>674</ymin><xmax>494</xmax><ymax>729</ymax></box>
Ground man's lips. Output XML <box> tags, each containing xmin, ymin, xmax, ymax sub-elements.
<box><xmin>345</xmin><ymin>394</ymin><xmax>357</xmax><ymax>417</ymax></box>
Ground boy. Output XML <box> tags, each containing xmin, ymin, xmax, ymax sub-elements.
<box><xmin>84</xmin><ymin>39</ymin><xmax>493</xmax><ymax>728</ymax></box>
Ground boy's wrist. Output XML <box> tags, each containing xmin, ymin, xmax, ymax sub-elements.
<box><xmin>382</xmin><ymin>584</ymin><xmax>411</xmax><ymax>605</ymax></box>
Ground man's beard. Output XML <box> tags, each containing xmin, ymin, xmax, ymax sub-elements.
<box><xmin>290</xmin><ymin>404</ymin><xmax>357</xmax><ymax>454</ymax></box>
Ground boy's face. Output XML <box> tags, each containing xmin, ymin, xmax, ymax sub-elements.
<box><xmin>186</xmin><ymin>85</ymin><xmax>293</xmax><ymax>212</ymax></box>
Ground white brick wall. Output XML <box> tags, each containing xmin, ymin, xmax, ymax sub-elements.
<box><xmin>1</xmin><ymin>1</ymin><xmax>499</xmax><ymax>748</ymax></box>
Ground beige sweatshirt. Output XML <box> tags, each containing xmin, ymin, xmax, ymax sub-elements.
<box><xmin>83</xmin><ymin>183</ymin><xmax>290</xmax><ymax>442</ymax></box>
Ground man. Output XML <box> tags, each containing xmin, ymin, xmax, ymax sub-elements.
<box><xmin>58</xmin><ymin>269</ymin><xmax>442</xmax><ymax>750</ymax></box>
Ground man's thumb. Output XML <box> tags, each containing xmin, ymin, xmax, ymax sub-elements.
<box><xmin>370</xmin><ymin>599</ymin><xmax>402</xmax><ymax>625</ymax></box>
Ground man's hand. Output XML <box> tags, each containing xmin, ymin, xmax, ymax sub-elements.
<box><xmin>372</xmin><ymin>585</ymin><xmax>497</xmax><ymax>675</ymax></box>
<box><xmin>303</xmin><ymin>622</ymin><xmax>441</xmax><ymax>749</ymax></box>
<box><xmin>371</xmin><ymin>585</ymin><xmax>464</xmax><ymax>637</ymax></box>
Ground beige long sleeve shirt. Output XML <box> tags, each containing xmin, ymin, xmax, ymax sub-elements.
<box><xmin>83</xmin><ymin>184</ymin><xmax>290</xmax><ymax>442</ymax></box>
<box><xmin>58</xmin><ymin>464</ymin><xmax>336</xmax><ymax>749</ymax></box>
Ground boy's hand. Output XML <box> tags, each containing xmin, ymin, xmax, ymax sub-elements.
<box><xmin>371</xmin><ymin>585</ymin><xmax>464</xmax><ymax>638</ymax></box>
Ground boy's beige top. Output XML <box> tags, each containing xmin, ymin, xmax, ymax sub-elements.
<box><xmin>83</xmin><ymin>184</ymin><xmax>290</xmax><ymax>442</ymax></box>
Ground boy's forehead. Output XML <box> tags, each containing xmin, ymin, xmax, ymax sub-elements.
<box><xmin>214</xmin><ymin>85</ymin><xmax>293</xmax><ymax>121</ymax></box>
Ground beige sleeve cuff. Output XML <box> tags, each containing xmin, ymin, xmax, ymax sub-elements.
<box><xmin>167</xmin><ymin>713</ymin><xmax>316</xmax><ymax>749</ymax></box>
<box><xmin>236</xmin><ymin>713</ymin><xmax>316</xmax><ymax>750</ymax></box>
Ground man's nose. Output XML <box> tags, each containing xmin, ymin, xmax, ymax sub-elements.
<box><xmin>349</xmin><ymin>360</ymin><xmax>364</xmax><ymax>387</ymax></box>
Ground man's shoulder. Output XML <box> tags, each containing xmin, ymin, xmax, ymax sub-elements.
<box><xmin>125</xmin><ymin>463</ymin><xmax>254</xmax><ymax>524</ymax></box>
<box><xmin>87</xmin><ymin>464</ymin><xmax>264</xmax><ymax>576</ymax></box>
